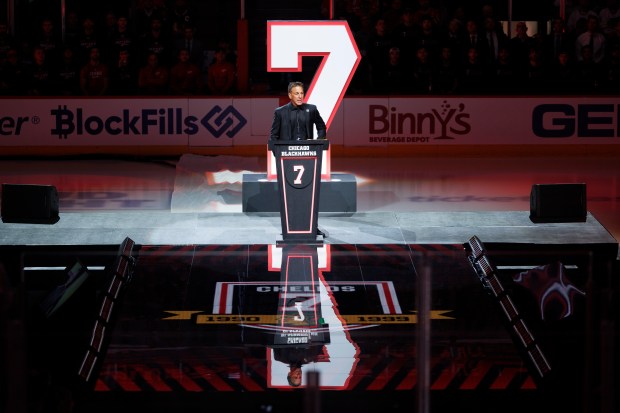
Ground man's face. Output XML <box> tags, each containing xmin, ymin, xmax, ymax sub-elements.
<box><xmin>83</xmin><ymin>19</ymin><xmax>94</xmax><ymax>30</ymax></box>
<box><xmin>466</xmin><ymin>21</ymin><xmax>477</xmax><ymax>34</ymax></box>
<box><xmin>441</xmin><ymin>47</ymin><xmax>451</xmax><ymax>60</ymax></box>
<box><xmin>421</xmin><ymin>18</ymin><xmax>432</xmax><ymax>31</ymax></box>
<box><xmin>389</xmin><ymin>47</ymin><xmax>400</xmax><ymax>61</ymax></box>
<box><xmin>449</xmin><ymin>19</ymin><xmax>460</xmax><ymax>33</ymax></box>
<box><xmin>42</xmin><ymin>20</ymin><xmax>53</xmax><ymax>34</ymax></box>
<box><xmin>587</xmin><ymin>17</ymin><xmax>598</xmax><ymax>32</ymax></box>
<box><xmin>288</xmin><ymin>86</ymin><xmax>304</xmax><ymax>107</ymax></box>
<box><xmin>90</xmin><ymin>48</ymin><xmax>100</xmax><ymax>61</ymax></box>
<box><xmin>375</xmin><ymin>19</ymin><xmax>385</xmax><ymax>35</ymax></box>
<box><xmin>106</xmin><ymin>13</ymin><xmax>117</xmax><ymax>27</ymax></box>
<box><xmin>484</xmin><ymin>18</ymin><xmax>495</xmax><ymax>31</ymax></box>
<box><xmin>468</xmin><ymin>47</ymin><xmax>478</xmax><ymax>61</ymax></box>
<box><xmin>33</xmin><ymin>48</ymin><xmax>45</xmax><ymax>63</ymax></box>
<box><xmin>416</xmin><ymin>47</ymin><xmax>428</xmax><ymax>61</ymax></box>
<box><xmin>289</xmin><ymin>367</ymin><xmax>302</xmax><ymax>387</ymax></box>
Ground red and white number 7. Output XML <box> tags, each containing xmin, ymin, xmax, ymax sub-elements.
<box><xmin>266</xmin><ymin>21</ymin><xmax>361</xmax><ymax>180</ymax></box>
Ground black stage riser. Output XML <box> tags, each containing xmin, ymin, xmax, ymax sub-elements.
<box><xmin>242</xmin><ymin>173</ymin><xmax>357</xmax><ymax>213</ymax></box>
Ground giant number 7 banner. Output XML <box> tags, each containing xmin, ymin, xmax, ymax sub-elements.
<box><xmin>266</xmin><ymin>21</ymin><xmax>361</xmax><ymax>180</ymax></box>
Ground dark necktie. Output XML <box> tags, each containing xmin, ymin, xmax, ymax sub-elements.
<box><xmin>293</xmin><ymin>108</ymin><xmax>303</xmax><ymax>140</ymax></box>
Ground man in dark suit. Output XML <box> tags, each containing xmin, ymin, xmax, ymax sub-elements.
<box><xmin>270</xmin><ymin>81</ymin><xmax>327</xmax><ymax>141</ymax></box>
<box><xmin>273</xmin><ymin>345</ymin><xmax>324</xmax><ymax>387</ymax></box>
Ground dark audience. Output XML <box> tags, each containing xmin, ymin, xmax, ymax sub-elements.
<box><xmin>57</xmin><ymin>46</ymin><xmax>81</xmax><ymax>95</ymax></box>
<box><xmin>27</xmin><ymin>46</ymin><xmax>57</xmax><ymax>95</ymax></box>
<box><xmin>109</xmin><ymin>48</ymin><xmax>139</xmax><ymax>95</ymax></box>
<box><xmin>206</xmin><ymin>48</ymin><xmax>235</xmax><ymax>95</ymax></box>
<box><xmin>137</xmin><ymin>51</ymin><xmax>169</xmax><ymax>95</ymax></box>
<box><xmin>1</xmin><ymin>0</ymin><xmax>620</xmax><ymax>97</ymax></box>
<box><xmin>75</xmin><ymin>17</ymin><xmax>102</xmax><ymax>66</ymax></box>
<box><xmin>169</xmin><ymin>47</ymin><xmax>203</xmax><ymax>95</ymax></box>
<box><xmin>79</xmin><ymin>47</ymin><xmax>109</xmax><ymax>96</ymax></box>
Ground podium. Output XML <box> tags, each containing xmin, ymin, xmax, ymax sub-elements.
<box><xmin>268</xmin><ymin>139</ymin><xmax>329</xmax><ymax>243</ymax></box>
<box><xmin>273</xmin><ymin>244</ymin><xmax>329</xmax><ymax>346</ymax></box>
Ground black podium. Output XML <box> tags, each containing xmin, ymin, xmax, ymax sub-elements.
<box><xmin>268</xmin><ymin>139</ymin><xmax>329</xmax><ymax>244</ymax></box>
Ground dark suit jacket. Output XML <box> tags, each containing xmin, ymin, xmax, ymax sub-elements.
<box><xmin>270</xmin><ymin>102</ymin><xmax>327</xmax><ymax>140</ymax></box>
<box><xmin>273</xmin><ymin>345</ymin><xmax>324</xmax><ymax>367</ymax></box>
<box><xmin>174</xmin><ymin>37</ymin><xmax>205</xmax><ymax>68</ymax></box>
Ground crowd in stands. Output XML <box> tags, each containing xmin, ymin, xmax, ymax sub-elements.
<box><xmin>343</xmin><ymin>0</ymin><xmax>620</xmax><ymax>95</ymax></box>
<box><xmin>0</xmin><ymin>0</ymin><xmax>237</xmax><ymax>96</ymax></box>
<box><xmin>1</xmin><ymin>0</ymin><xmax>620</xmax><ymax>96</ymax></box>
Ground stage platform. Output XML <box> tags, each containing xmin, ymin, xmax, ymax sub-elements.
<box><xmin>0</xmin><ymin>210</ymin><xmax>617</xmax><ymax>249</ymax></box>
<box><xmin>1</xmin><ymin>210</ymin><xmax>617</xmax><ymax>413</ymax></box>
<box><xmin>1</xmin><ymin>150</ymin><xmax>619</xmax><ymax>412</ymax></box>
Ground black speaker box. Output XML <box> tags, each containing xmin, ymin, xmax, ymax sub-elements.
<box><xmin>530</xmin><ymin>183</ymin><xmax>587</xmax><ymax>223</ymax></box>
<box><xmin>1</xmin><ymin>183</ymin><xmax>60</xmax><ymax>224</ymax></box>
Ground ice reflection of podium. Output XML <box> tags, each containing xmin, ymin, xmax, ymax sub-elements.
<box><xmin>267</xmin><ymin>244</ymin><xmax>360</xmax><ymax>389</ymax></box>
<box><xmin>273</xmin><ymin>244</ymin><xmax>329</xmax><ymax>346</ymax></box>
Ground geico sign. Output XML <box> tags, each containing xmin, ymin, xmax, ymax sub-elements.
<box><xmin>532</xmin><ymin>104</ymin><xmax>619</xmax><ymax>138</ymax></box>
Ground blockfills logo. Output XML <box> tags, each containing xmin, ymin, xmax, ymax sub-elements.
<box><xmin>50</xmin><ymin>104</ymin><xmax>247</xmax><ymax>139</ymax></box>
<box><xmin>201</xmin><ymin>105</ymin><xmax>247</xmax><ymax>138</ymax></box>
<box><xmin>369</xmin><ymin>100</ymin><xmax>471</xmax><ymax>143</ymax></box>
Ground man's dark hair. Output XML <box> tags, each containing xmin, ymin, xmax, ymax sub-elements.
<box><xmin>287</xmin><ymin>363</ymin><xmax>303</xmax><ymax>387</ymax></box>
<box><xmin>287</xmin><ymin>374</ymin><xmax>301</xmax><ymax>387</ymax></box>
<box><xmin>288</xmin><ymin>81</ymin><xmax>304</xmax><ymax>94</ymax></box>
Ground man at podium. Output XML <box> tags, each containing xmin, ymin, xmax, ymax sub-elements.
<box><xmin>270</xmin><ymin>81</ymin><xmax>327</xmax><ymax>141</ymax></box>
